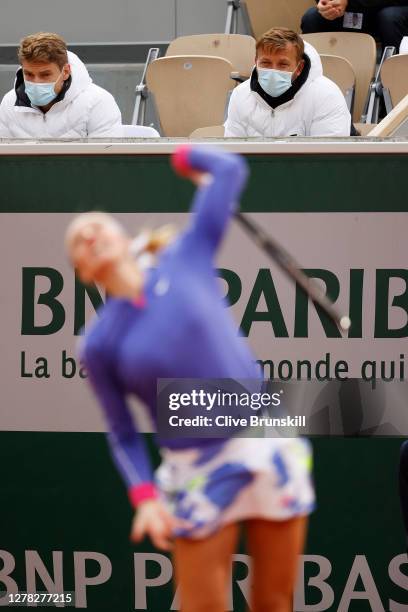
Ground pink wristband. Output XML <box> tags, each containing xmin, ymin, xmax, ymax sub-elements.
<box><xmin>128</xmin><ymin>482</ymin><xmax>158</xmax><ymax>507</ymax></box>
<box><xmin>171</xmin><ymin>144</ymin><xmax>194</xmax><ymax>177</ymax></box>
<box><xmin>132</xmin><ymin>293</ymin><xmax>147</xmax><ymax>309</ymax></box>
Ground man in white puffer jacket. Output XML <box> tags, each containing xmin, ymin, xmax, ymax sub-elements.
<box><xmin>225</xmin><ymin>27</ymin><xmax>351</xmax><ymax>138</ymax></box>
<box><xmin>0</xmin><ymin>32</ymin><xmax>122</xmax><ymax>138</ymax></box>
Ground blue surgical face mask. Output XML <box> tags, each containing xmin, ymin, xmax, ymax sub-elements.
<box><xmin>257</xmin><ymin>66</ymin><xmax>296</xmax><ymax>98</ymax></box>
<box><xmin>24</xmin><ymin>71</ymin><xmax>63</xmax><ymax>107</ymax></box>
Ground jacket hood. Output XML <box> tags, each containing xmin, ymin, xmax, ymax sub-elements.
<box><xmin>14</xmin><ymin>50</ymin><xmax>92</xmax><ymax>108</ymax></box>
<box><xmin>64</xmin><ymin>51</ymin><xmax>92</xmax><ymax>99</ymax></box>
<box><xmin>304</xmin><ymin>41</ymin><xmax>323</xmax><ymax>82</ymax></box>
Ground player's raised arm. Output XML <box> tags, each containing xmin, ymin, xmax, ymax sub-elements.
<box><xmin>171</xmin><ymin>145</ymin><xmax>249</xmax><ymax>255</ymax></box>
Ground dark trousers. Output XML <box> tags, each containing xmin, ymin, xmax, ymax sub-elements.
<box><xmin>399</xmin><ymin>441</ymin><xmax>408</xmax><ymax>545</ymax></box>
<box><xmin>301</xmin><ymin>6</ymin><xmax>408</xmax><ymax>49</ymax></box>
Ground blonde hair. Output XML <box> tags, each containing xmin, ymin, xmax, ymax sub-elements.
<box><xmin>256</xmin><ymin>27</ymin><xmax>304</xmax><ymax>63</ymax></box>
<box><xmin>64</xmin><ymin>212</ymin><xmax>122</xmax><ymax>257</ymax></box>
<box><xmin>133</xmin><ymin>225</ymin><xmax>177</xmax><ymax>256</ymax></box>
<box><xmin>18</xmin><ymin>32</ymin><xmax>68</xmax><ymax>68</ymax></box>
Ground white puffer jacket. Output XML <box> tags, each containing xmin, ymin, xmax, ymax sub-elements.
<box><xmin>225</xmin><ymin>42</ymin><xmax>351</xmax><ymax>138</ymax></box>
<box><xmin>0</xmin><ymin>51</ymin><xmax>122</xmax><ymax>138</ymax></box>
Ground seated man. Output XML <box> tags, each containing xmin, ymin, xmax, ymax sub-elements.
<box><xmin>0</xmin><ymin>32</ymin><xmax>122</xmax><ymax>138</ymax></box>
<box><xmin>224</xmin><ymin>27</ymin><xmax>350</xmax><ymax>138</ymax></box>
<box><xmin>302</xmin><ymin>1</ymin><xmax>408</xmax><ymax>50</ymax></box>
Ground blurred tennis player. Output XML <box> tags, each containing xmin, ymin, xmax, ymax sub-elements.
<box><xmin>65</xmin><ymin>146</ymin><xmax>314</xmax><ymax>612</ymax></box>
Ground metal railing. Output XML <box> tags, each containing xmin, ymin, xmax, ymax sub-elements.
<box><xmin>362</xmin><ymin>45</ymin><xmax>395</xmax><ymax>125</ymax></box>
<box><xmin>225</xmin><ymin>0</ymin><xmax>241</xmax><ymax>34</ymax></box>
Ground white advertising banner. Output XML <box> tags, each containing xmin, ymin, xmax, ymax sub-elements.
<box><xmin>1</xmin><ymin>212</ymin><xmax>407</xmax><ymax>431</ymax></box>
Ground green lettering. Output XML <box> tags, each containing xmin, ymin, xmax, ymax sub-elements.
<box><xmin>375</xmin><ymin>269</ymin><xmax>408</xmax><ymax>338</ymax></box>
<box><xmin>240</xmin><ymin>269</ymin><xmax>288</xmax><ymax>337</ymax></box>
<box><xmin>21</xmin><ymin>268</ymin><xmax>65</xmax><ymax>335</ymax></box>
<box><xmin>74</xmin><ymin>276</ymin><xmax>104</xmax><ymax>335</ymax></box>
<box><xmin>294</xmin><ymin>269</ymin><xmax>341</xmax><ymax>338</ymax></box>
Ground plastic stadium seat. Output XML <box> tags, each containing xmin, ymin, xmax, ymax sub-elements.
<box><xmin>380</xmin><ymin>54</ymin><xmax>408</xmax><ymax>110</ymax></box>
<box><xmin>302</xmin><ymin>32</ymin><xmax>376</xmax><ymax>122</ymax></box>
<box><xmin>122</xmin><ymin>125</ymin><xmax>160</xmax><ymax>137</ymax></box>
<box><xmin>320</xmin><ymin>54</ymin><xmax>356</xmax><ymax>112</ymax></box>
<box><xmin>146</xmin><ymin>56</ymin><xmax>233</xmax><ymax>137</ymax></box>
<box><xmin>368</xmin><ymin>93</ymin><xmax>408</xmax><ymax>136</ymax></box>
<box><xmin>244</xmin><ymin>0</ymin><xmax>315</xmax><ymax>37</ymax></box>
<box><xmin>167</xmin><ymin>34</ymin><xmax>255</xmax><ymax>80</ymax></box>
<box><xmin>132</xmin><ymin>34</ymin><xmax>255</xmax><ymax>126</ymax></box>
<box><xmin>189</xmin><ymin>125</ymin><xmax>225</xmax><ymax>138</ymax></box>
<box><xmin>354</xmin><ymin>122</ymin><xmax>377</xmax><ymax>135</ymax></box>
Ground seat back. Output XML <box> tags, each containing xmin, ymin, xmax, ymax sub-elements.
<box><xmin>189</xmin><ymin>125</ymin><xmax>225</xmax><ymax>138</ymax></box>
<box><xmin>167</xmin><ymin>34</ymin><xmax>255</xmax><ymax>79</ymax></box>
<box><xmin>381</xmin><ymin>54</ymin><xmax>408</xmax><ymax>107</ymax></box>
<box><xmin>320</xmin><ymin>54</ymin><xmax>355</xmax><ymax>110</ymax></box>
<box><xmin>303</xmin><ymin>32</ymin><xmax>376</xmax><ymax>121</ymax></box>
<box><xmin>146</xmin><ymin>56</ymin><xmax>233</xmax><ymax>137</ymax></box>
<box><xmin>244</xmin><ymin>0</ymin><xmax>315</xmax><ymax>37</ymax></box>
<box><xmin>122</xmin><ymin>125</ymin><xmax>160</xmax><ymax>137</ymax></box>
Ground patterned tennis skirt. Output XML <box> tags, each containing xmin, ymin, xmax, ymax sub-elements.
<box><xmin>156</xmin><ymin>436</ymin><xmax>315</xmax><ymax>539</ymax></box>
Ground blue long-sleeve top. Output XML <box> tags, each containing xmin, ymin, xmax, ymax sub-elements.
<box><xmin>80</xmin><ymin>147</ymin><xmax>260</xmax><ymax>505</ymax></box>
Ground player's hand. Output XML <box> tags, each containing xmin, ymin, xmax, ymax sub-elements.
<box><xmin>171</xmin><ymin>144</ymin><xmax>212</xmax><ymax>187</ymax></box>
<box><xmin>188</xmin><ymin>170</ymin><xmax>209</xmax><ymax>187</ymax></box>
<box><xmin>317</xmin><ymin>0</ymin><xmax>347</xmax><ymax>20</ymax></box>
<box><xmin>130</xmin><ymin>499</ymin><xmax>193</xmax><ymax>551</ymax></box>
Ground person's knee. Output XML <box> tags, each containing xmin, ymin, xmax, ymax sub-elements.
<box><xmin>378</xmin><ymin>6</ymin><xmax>404</xmax><ymax>26</ymax></box>
<box><xmin>375</xmin><ymin>6</ymin><xmax>408</xmax><ymax>46</ymax></box>
<box><xmin>301</xmin><ymin>7</ymin><xmax>323</xmax><ymax>33</ymax></box>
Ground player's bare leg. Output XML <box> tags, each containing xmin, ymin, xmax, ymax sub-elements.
<box><xmin>174</xmin><ymin>522</ymin><xmax>239</xmax><ymax>612</ymax></box>
<box><xmin>246</xmin><ymin>516</ymin><xmax>307</xmax><ymax>612</ymax></box>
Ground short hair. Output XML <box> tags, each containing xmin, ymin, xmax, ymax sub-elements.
<box><xmin>256</xmin><ymin>27</ymin><xmax>304</xmax><ymax>63</ymax></box>
<box><xmin>18</xmin><ymin>32</ymin><xmax>68</xmax><ymax>69</ymax></box>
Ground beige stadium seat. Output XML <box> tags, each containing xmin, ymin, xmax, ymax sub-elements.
<box><xmin>380</xmin><ymin>54</ymin><xmax>408</xmax><ymax>109</ymax></box>
<box><xmin>132</xmin><ymin>37</ymin><xmax>254</xmax><ymax>127</ymax></box>
<box><xmin>302</xmin><ymin>32</ymin><xmax>376</xmax><ymax>122</ymax></box>
<box><xmin>167</xmin><ymin>34</ymin><xmax>255</xmax><ymax>80</ymax></box>
<box><xmin>244</xmin><ymin>0</ymin><xmax>315</xmax><ymax>37</ymax></box>
<box><xmin>320</xmin><ymin>54</ymin><xmax>355</xmax><ymax>111</ymax></box>
<box><xmin>189</xmin><ymin>125</ymin><xmax>225</xmax><ymax>138</ymax></box>
<box><xmin>354</xmin><ymin>122</ymin><xmax>377</xmax><ymax>136</ymax></box>
<box><xmin>367</xmin><ymin>93</ymin><xmax>408</xmax><ymax>136</ymax></box>
<box><xmin>146</xmin><ymin>56</ymin><xmax>233</xmax><ymax>137</ymax></box>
